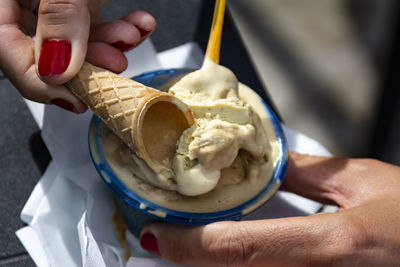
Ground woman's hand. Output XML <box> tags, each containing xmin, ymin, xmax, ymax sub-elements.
<box><xmin>140</xmin><ymin>152</ymin><xmax>400</xmax><ymax>266</ymax></box>
<box><xmin>0</xmin><ymin>0</ymin><xmax>155</xmax><ymax>113</ymax></box>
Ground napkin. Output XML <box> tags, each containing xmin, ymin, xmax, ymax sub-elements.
<box><xmin>17</xmin><ymin>39</ymin><xmax>331</xmax><ymax>267</ymax></box>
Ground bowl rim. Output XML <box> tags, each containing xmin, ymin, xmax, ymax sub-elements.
<box><xmin>88</xmin><ymin>68</ymin><xmax>288</xmax><ymax>225</ymax></box>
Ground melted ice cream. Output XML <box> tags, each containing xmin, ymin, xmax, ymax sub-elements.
<box><xmin>101</xmin><ymin>60</ymin><xmax>279</xmax><ymax>211</ymax></box>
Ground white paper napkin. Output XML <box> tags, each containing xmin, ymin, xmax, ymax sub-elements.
<box><xmin>17</xmin><ymin>40</ymin><xmax>331</xmax><ymax>267</ymax></box>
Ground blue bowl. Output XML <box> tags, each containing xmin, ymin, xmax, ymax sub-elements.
<box><xmin>88</xmin><ymin>69</ymin><xmax>288</xmax><ymax>237</ymax></box>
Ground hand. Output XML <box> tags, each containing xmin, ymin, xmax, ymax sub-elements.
<box><xmin>140</xmin><ymin>152</ymin><xmax>400</xmax><ymax>266</ymax></box>
<box><xmin>0</xmin><ymin>0</ymin><xmax>156</xmax><ymax>113</ymax></box>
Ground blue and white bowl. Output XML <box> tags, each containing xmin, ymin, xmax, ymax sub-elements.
<box><xmin>88</xmin><ymin>69</ymin><xmax>288</xmax><ymax>237</ymax></box>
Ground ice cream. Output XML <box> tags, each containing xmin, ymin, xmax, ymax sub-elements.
<box><xmin>101</xmin><ymin>60</ymin><xmax>280</xmax><ymax>212</ymax></box>
<box><xmin>169</xmin><ymin>59</ymin><xmax>270</xmax><ymax>196</ymax></box>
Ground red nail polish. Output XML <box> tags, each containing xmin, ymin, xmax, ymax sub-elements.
<box><xmin>38</xmin><ymin>40</ymin><xmax>71</xmax><ymax>76</ymax></box>
<box><xmin>112</xmin><ymin>41</ymin><xmax>135</xmax><ymax>52</ymax></box>
<box><xmin>137</xmin><ymin>27</ymin><xmax>152</xmax><ymax>38</ymax></box>
<box><xmin>140</xmin><ymin>232</ymin><xmax>161</xmax><ymax>256</ymax></box>
<box><xmin>50</xmin><ymin>98</ymin><xmax>77</xmax><ymax>113</ymax></box>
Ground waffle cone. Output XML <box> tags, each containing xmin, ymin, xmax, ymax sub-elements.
<box><xmin>65</xmin><ymin>62</ymin><xmax>193</xmax><ymax>173</ymax></box>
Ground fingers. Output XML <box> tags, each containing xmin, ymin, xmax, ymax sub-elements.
<box><xmin>86</xmin><ymin>42</ymin><xmax>128</xmax><ymax>73</ymax></box>
<box><xmin>282</xmin><ymin>152</ymin><xmax>400</xmax><ymax>208</ymax></box>
<box><xmin>85</xmin><ymin>11</ymin><xmax>156</xmax><ymax>72</ymax></box>
<box><xmin>35</xmin><ymin>4</ymin><xmax>156</xmax><ymax>82</ymax></box>
<box><xmin>20</xmin><ymin>66</ymin><xmax>87</xmax><ymax>113</ymax></box>
<box><xmin>9</xmin><ymin>59</ymin><xmax>87</xmax><ymax>113</ymax></box>
<box><xmin>0</xmin><ymin>0</ymin><xmax>86</xmax><ymax>113</ymax></box>
<box><xmin>2</xmin><ymin>2</ymin><xmax>156</xmax><ymax>112</ymax></box>
<box><xmin>90</xmin><ymin>20</ymin><xmax>142</xmax><ymax>51</ymax></box>
<box><xmin>282</xmin><ymin>153</ymin><xmax>350</xmax><ymax>206</ymax></box>
<box><xmin>35</xmin><ymin>0</ymin><xmax>91</xmax><ymax>85</ymax></box>
<box><xmin>120</xmin><ymin>11</ymin><xmax>156</xmax><ymax>41</ymax></box>
<box><xmin>141</xmin><ymin>214</ymin><xmax>357</xmax><ymax>266</ymax></box>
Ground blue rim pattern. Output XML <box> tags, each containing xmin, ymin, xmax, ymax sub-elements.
<box><xmin>88</xmin><ymin>68</ymin><xmax>288</xmax><ymax>225</ymax></box>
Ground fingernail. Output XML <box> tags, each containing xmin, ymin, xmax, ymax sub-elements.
<box><xmin>137</xmin><ymin>27</ymin><xmax>152</xmax><ymax>38</ymax></box>
<box><xmin>50</xmin><ymin>98</ymin><xmax>77</xmax><ymax>113</ymax></box>
<box><xmin>112</xmin><ymin>41</ymin><xmax>135</xmax><ymax>52</ymax></box>
<box><xmin>38</xmin><ymin>40</ymin><xmax>71</xmax><ymax>76</ymax></box>
<box><xmin>140</xmin><ymin>232</ymin><xmax>161</xmax><ymax>256</ymax></box>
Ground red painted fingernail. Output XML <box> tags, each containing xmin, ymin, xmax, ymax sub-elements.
<box><xmin>38</xmin><ymin>40</ymin><xmax>71</xmax><ymax>76</ymax></box>
<box><xmin>140</xmin><ymin>232</ymin><xmax>161</xmax><ymax>256</ymax></box>
<box><xmin>137</xmin><ymin>27</ymin><xmax>152</xmax><ymax>38</ymax></box>
<box><xmin>112</xmin><ymin>41</ymin><xmax>135</xmax><ymax>52</ymax></box>
<box><xmin>50</xmin><ymin>98</ymin><xmax>77</xmax><ymax>113</ymax></box>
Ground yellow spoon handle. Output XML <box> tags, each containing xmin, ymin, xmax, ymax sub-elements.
<box><xmin>204</xmin><ymin>0</ymin><xmax>226</xmax><ymax>64</ymax></box>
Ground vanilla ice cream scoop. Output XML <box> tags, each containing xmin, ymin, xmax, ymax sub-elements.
<box><xmin>169</xmin><ymin>59</ymin><xmax>270</xmax><ymax>196</ymax></box>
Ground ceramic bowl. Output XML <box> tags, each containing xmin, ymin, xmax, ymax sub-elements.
<box><xmin>88</xmin><ymin>69</ymin><xmax>288</xmax><ymax>237</ymax></box>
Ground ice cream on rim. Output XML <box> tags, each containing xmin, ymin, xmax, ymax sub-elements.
<box><xmin>101</xmin><ymin>59</ymin><xmax>280</xmax><ymax>212</ymax></box>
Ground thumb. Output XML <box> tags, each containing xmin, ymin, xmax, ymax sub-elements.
<box><xmin>140</xmin><ymin>214</ymin><xmax>353</xmax><ymax>267</ymax></box>
<box><xmin>35</xmin><ymin>0</ymin><xmax>90</xmax><ymax>85</ymax></box>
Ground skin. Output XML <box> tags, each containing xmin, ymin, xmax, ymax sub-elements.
<box><xmin>0</xmin><ymin>0</ymin><xmax>156</xmax><ymax>113</ymax></box>
<box><xmin>141</xmin><ymin>152</ymin><xmax>400</xmax><ymax>266</ymax></box>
